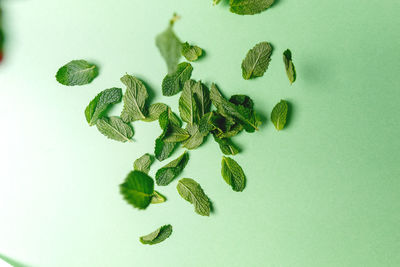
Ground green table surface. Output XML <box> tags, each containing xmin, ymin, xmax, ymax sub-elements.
<box><xmin>0</xmin><ymin>0</ymin><xmax>399</xmax><ymax>266</ymax></box>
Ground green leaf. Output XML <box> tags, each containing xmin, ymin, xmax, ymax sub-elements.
<box><xmin>96</xmin><ymin>116</ymin><xmax>133</xmax><ymax>142</ymax></box>
<box><xmin>241</xmin><ymin>42</ymin><xmax>272</xmax><ymax>80</ymax></box>
<box><xmin>120</xmin><ymin>170</ymin><xmax>154</xmax><ymax>209</ymax></box>
<box><xmin>154</xmin><ymin>111</ymin><xmax>180</xmax><ymax>161</ymax></box>
<box><xmin>181</xmin><ymin>42</ymin><xmax>203</xmax><ymax>62</ymax></box>
<box><xmin>142</xmin><ymin>103</ymin><xmax>168</xmax><ymax>122</ymax></box>
<box><xmin>163</xmin><ymin>124</ymin><xmax>190</xmax><ymax>143</ymax></box>
<box><xmin>177</xmin><ymin>178</ymin><xmax>211</xmax><ymax>216</ymax></box>
<box><xmin>140</xmin><ymin>224</ymin><xmax>172</xmax><ymax>245</ymax></box>
<box><xmin>85</xmin><ymin>87</ymin><xmax>122</xmax><ymax>126</ymax></box>
<box><xmin>120</xmin><ymin>74</ymin><xmax>149</xmax><ymax>122</ymax></box>
<box><xmin>162</xmin><ymin>62</ymin><xmax>193</xmax><ymax>96</ymax></box>
<box><xmin>283</xmin><ymin>49</ymin><xmax>296</xmax><ymax>84</ymax></box>
<box><xmin>55</xmin><ymin>60</ymin><xmax>99</xmax><ymax>86</ymax></box>
<box><xmin>179</xmin><ymin>80</ymin><xmax>210</xmax><ymax>125</ymax></box>
<box><xmin>199</xmin><ymin>112</ymin><xmax>216</xmax><ymax>135</ymax></box>
<box><xmin>210</xmin><ymin>83</ymin><xmax>260</xmax><ymax>132</ymax></box>
<box><xmin>182</xmin><ymin>123</ymin><xmax>206</xmax><ymax>150</ymax></box>
<box><xmin>156</xmin><ymin>151</ymin><xmax>189</xmax><ymax>186</ymax></box>
<box><xmin>213</xmin><ymin>135</ymin><xmax>239</xmax><ymax>155</ymax></box>
<box><xmin>151</xmin><ymin>191</ymin><xmax>167</xmax><ymax>204</ymax></box>
<box><xmin>271</xmin><ymin>100</ymin><xmax>288</xmax><ymax>131</ymax></box>
<box><xmin>213</xmin><ymin>0</ymin><xmax>222</xmax><ymax>5</ymax></box>
<box><xmin>230</xmin><ymin>0</ymin><xmax>275</xmax><ymax>15</ymax></box>
<box><xmin>155</xmin><ymin>14</ymin><xmax>182</xmax><ymax>74</ymax></box>
<box><xmin>134</xmin><ymin>153</ymin><xmax>154</xmax><ymax>174</ymax></box>
<box><xmin>221</xmin><ymin>156</ymin><xmax>245</xmax><ymax>192</ymax></box>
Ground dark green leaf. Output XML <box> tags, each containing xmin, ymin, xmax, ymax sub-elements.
<box><xmin>155</xmin><ymin>14</ymin><xmax>182</xmax><ymax>73</ymax></box>
<box><xmin>154</xmin><ymin>111</ymin><xmax>180</xmax><ymax>161</ymax></box>
<box><xmin>156</xmin><ymin>151</ymin><xmax>189</xmax><ymax>186</ymax></box>
<box><xmin>242</xmin><ymin>42</ymin><xmax>272</xmax><ymax>79</ymax></box>
<box><xmin>120</xmin><ymin>75</ymin><xmax>148</xmax><ymax>122</ymax></box>
<box><xmin>55</xmin><ymin>60</ymin><xmax>98</xmax><ymax>86</ymax></box>
<box><xmin>230</xmin><ymin>0</ymin><xmax>275</xmax><ymax>15</ymax></box>
<box><xmin>162</xmin><ymin>62</ymin><xmax>193</xmax><ymax>96</ymax></box>
<box><xmin>120</xmin><ymin>170</ymin><xmax>154</xmax><ymax>209</ymax></box>
<box><xmin>271</xmin><ymin>100</ymin><xmax>288</xmax><ymax>131</ymax></box>
<box><xmin>85</xmin><ymin>87</ymin><xmax>122</xmax><ymax>126</ymax></box>
<box><xmin>142</xmin><ymin>103</ymin><xmax>168</xmax><ymax>122</ymax></box>
<box><xmin>181</xmin><ymin>42</ymin><xmax>203</xmax><ymax>62</ymax></box>
<box><xmin>177</xmin><ymin>178</ymin><xmax>211</xmax><ymax>216</ymax></box>
<box><xmin>96</xmin><ymin>116</ymin><xmax>133</xmax><ymax>143</ymax></box>
<box><xmin>221</xmin><ymin>156</ymin><xmax>245</xmax><ymax>192</ymax></box>
<box><xmin>179</xmin><ymin>80</ymin><xmax>210</xmax><ymax>124</ymax></box>
<box><xmin>134</xmin><ymin>153</ymin><xmax>154</xmax><ymax>174</ymax></box>
<box><xmin>283</xmin><ymin>49</ymin><xmax>296</xmax><ymax>84</ymax></box>
<box><xmin>140</xmin><ymin>224</ymin><xmax>172</xmax><ymax>245</ymax></box>
<box><xmin>163</xmin><ymin>124</ymin><xmax>190</xmax><ymax>143</ymax></box>
<box><xmin>182</xmin><ymin>123</ymin><xmax>206</xmax><ymax>150</ymax></box>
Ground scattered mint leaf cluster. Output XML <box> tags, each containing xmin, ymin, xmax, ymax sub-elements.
<box><xmin>56</xmin><ymin>60</ymin><xmax>99</xmax><ymax>86</ymax></box>
<box><xmin>59</xmin><ymin>12</ymin><xmax>298</xmax><ymax>245</ymax></box>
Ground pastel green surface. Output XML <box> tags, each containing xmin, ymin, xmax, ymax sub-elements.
<box><xmin>0</xmin><ymin>0</ymin><xmax>399</xmax><ymax>267</ymax></box>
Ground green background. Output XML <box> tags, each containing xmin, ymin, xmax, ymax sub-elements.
<box><xmin>0</xmin><ymin>0</ymin><xmax>399</xmax><ymax>266</ymax></box>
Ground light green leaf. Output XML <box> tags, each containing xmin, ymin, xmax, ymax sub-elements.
<box><xmin>120</xmin><ymin>170</ymin><xmax>154</xmax><ymax>209</ymax></box>
<box><xmin>142</xmin><ymin>103</ymin><xmax>168</xmax><ymax>122</ymax></box>
<box><xmin>242</xmin><ymin>42</ymin><xmax>272</xmax><ymax>80</ymax></box>
<box><xmin>182</xmin><ymin>123</ymin><xmax>206</xmax><ymax>150</ymax></box>
<box><xmin>179</xmin><ymin>80</ymin><xmax>210</xmax><ymax>124</ymax></box>
<box><xmin>181</xmin><ymin>42</ymin><xmax>203</xmax><ymax>62</ymax></box>
<box><xmin>230</xmin><ymin>0</ymin><xmax>275</xmax><ymax>15</ymax></box>
<box><xmin>155</xmin><ymin>14</ymin><xmax>182</xmax><ymax>74</ymax></box>
<box><xmin>163</xmin><ymin>124</ymin><xmax>190</xmax><ymax>143</ymax></box>
<box><xmin>221</xmin><ymin>156</ymin><xmax>245</xmax><ymax>192</ymax></box>
<box><xmin>96</xmin><ymin>116</ymin><xmax>133</xmax><ymax>142</ymax></box>
<box><xmin>283</xmin><ymin>49</ymin><xmax>296</xmax><ymax>84</ymax></box>
<box><xmin>156</xmin><ymin>151</ymin><xmax>189</xmax><ymax>186</ymax></box>
<box><xmin>213</xmin><ymin>0</ymin><xmax>222</xmax><ymax>5</ymax></box>
<box><xmin>192</xmin><ymin>81</ymin><xmax>211</xmax><ymax>118</ymax></box>
<box><xmin>140</xmin><ymin>224</ymin><xmax>172</xmax><ymax>245</ymax></box>
<box><xmin>210</xmin><ymin>83</ymin><xmax>260</xmax><ymax>132</ymax></box>
<box><xmin>177</xmin><ymin>178</ymin><xmax>211</xmax><ymax>216</ymax></box>
<box><xmin>162</xmin><ymin>62</ymin><xmax>193</xmax><ymax>96</ymax></box>
<box><xmin>271</xmin><ymin>100</ymin><xmax>288</xmax><ymax>131</ymax></box>
<box><xmin>120</xmin><ymin>74</ymin><xmax>149</xmax><ymax>122</ymax></box>
<box><xmin>55</xmin><ymin>60</ymin><xmax>99</xmax><ymax>86</ymax></box>
<box><xmin>85</xmin><ymin>87</ymin><xmax>122</xmax><ymax>126</ymax></box>
<box><xmin>213</xmin><ymin>135</ymin><xmax>239</xmax><ymax>155</ymax></box>
<box><xmin>151</xmin><ymin>191</ymin><xmax>167</xmax><ymax>204</ymax></box>
<box><xmin>134</xmin><ymin>153</ymin><xmax>154</xmax><ymax>174</ymax></box>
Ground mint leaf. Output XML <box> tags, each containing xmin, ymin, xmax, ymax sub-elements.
<box><xmin>85</xmin><ymin>87</ymin><xmax>122</xmax><ymax>126</ymax></box>
<box><xmin>210</xmin><ymin>83</ymin><xmax>260</xmax><ymax>132</ymax></box>
<box><xmin>142</xmin><ymin>103</ymin><xmax>168</xmax><ymax>122</ymax></box>
<box><xmin>213</xmin><ymin>135</ymin><xmax>239</xmax><ymax>155</ymax></box>
<box><xmin>156</xmin><ymin>14</ymin><xmax>182</xmax><ymax>74</ymax></box>
<box><xmin>213</xmin><ymin>0</ymin><xmax>222</xmax><ymax>5</ymax></box>
<box><xmin>177</xmin><ymin>178</ymin><xmax>211</xmax><ymax>216</ymax></box>
<box><xmin>163</xmin><ymin>124</ymin><xmax>190</xmax><ymax>143</ymax></box>
<box><xmin>120</xmin><ymin>170</ymin><xmax>154</xmax><ymax>209</ymax></box>
<box><xmin>156</xmin><ymin>151</ymin><xmax>189</xmax><ymax>186</ymax></box>
<box><xmin>96</xmin><ymin>116</ymin><xmax>133</xmax><ymax>142</ymax></box>
<box><xmin>242</xmin><ymin>42</ymin><xmax>272</xmax><ymax>79</ymax></box>
<box><xmin>230</xmin><ymin>0</ymin><xmax>275</xmax><ymax>15</ymax></box>
<box><xmin>283</xmin><ymin>49</ymin><xmax>296</xmax><ymax>84</ymax></box>
<box><xmin>151</xmin><ymin>191</ymin><xmax>167</xmax><ymax>204</ymax></box>
<box><xmin>221</xmin><ymin>156</ymin><xmax>245</xmax><ymax>192</ymax></box>
<box><xmin>134</xmin><ymin>153</ymin><xmax>154</xmax><ymax>174</ymax></box>
<box><xmin>179</xmin><ymin>80</ymin><xmax>210</xmax><ymax>124</ymax></box>
<box><xmin>182</xmin><ymin>123</ymin><xmax>206</xmax><ymax>150</ymax></box>
<box><xmin>55</xmin><ymin>60</ymin><xmax>99</xmax><ymax>86</ymax></box>
<box><xmin>120</xmin><ymin>75</ymin><xmax>149</xmax><ymax>122</ymax></box>
<box><xmin>271</xmin><ymin>100</ymin><xmax>288</xmax><ymax>130</ymax></box>
<box><xmin>140</xmin><ymin>224</ymin><xmax>172</xmax><ymax>245</ymax></box>
<box><xmin>162</xmin><ymin>62</ymin><xmax>193</xmax><ymax>96</ymax></box>
<box><xmin>181</xmin><ymin>42</ymin><xmax>203</xmax><ymax>62</ymax></box>
<box><xmin>154</xmin><ymin>111</ymin><xmax>180</xmax><ymax>161</ymax></box>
